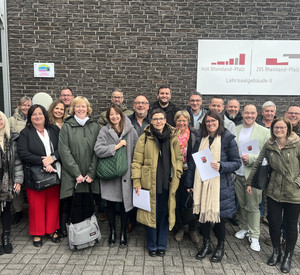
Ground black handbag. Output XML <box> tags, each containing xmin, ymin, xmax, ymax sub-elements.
<box><xmin>251</xmin><ymin>164</ymin><xmax>271</xmax><ymax>190</ymax></box>
<box><xmin>96</xmin><ymin>135</ymin><xmax>128</xmax><ymax>181</ymax></box>
<box><xmin>181</xmin><ymin>191</ymin><xmax>198</xmax><ymax>225</ymax></box>
<box><xmin>30</xmin><ymin>165</ymin><xmax>60</xmax><ymax>191</ymax></box>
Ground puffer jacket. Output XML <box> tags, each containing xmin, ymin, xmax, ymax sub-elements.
<box><xmin>58</xmin><ymin>116</ymin><xmax>100</xmax><ymax>199</ymax></box>
<box><xmin>0</xmin><ymin>132</ymin><xmax>24</xmax><ymax>202</ymax></box>
<box><xmin>8</xmin><ymin>109</ymin><xmax>26</xmax><ymax>134</ymax></box>
<box><xmin>185</xmin><ymin>129</ymin><xmax>242</xmax><ymax>219</ymax></box>
<box><xmin>247</xmin><ymin>132</ymin><xmax>300</xmax><ymax>204</ymax></box>
<box><xmin>131</xmin><ymin>124</ymin><xmax>183</xmax><ymax>230</ymax></box>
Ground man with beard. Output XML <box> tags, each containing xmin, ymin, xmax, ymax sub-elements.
<box><xmin>98</xmin><ymin>88</ymin><xmax>133</xmax><ymax>128</ymax></box>
<box><xmin>234</xmin><ymin>104</ymin><xmax>270</xmax><ymax>252</ymax></box>
<box><xmin>186</xmin><ymin>92</ymin><xmax>207</xmax><ymax>130</ymax></box>
<box><xmin>225</xmin><ymin>99</ymin><xmax>243</xmax><ymax>126</ymax></box>
<box><xmin>257</xmin><ymin>101</ymin><xmax>276</xmax><ymax>129</ymax></box>
<box><xmin>150</xmin><ymin>85</ymin><xmax>179</xmax><ymax>127</ymax></box>
<box><xmin>285</xmin><ymin>105</ymin><xmax>300</xmax><ymax>136</ymax></box>
<box><xmin>128</xmin><ymin>95</ymin><xmax>151</xmax><ymax>136</ymax></box>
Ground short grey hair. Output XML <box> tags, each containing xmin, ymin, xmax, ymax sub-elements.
<box><xmin>226</xmin><ymin>98</ymin><xmax>240</xmax><ymax>107</ymax></box>
<box><xmin>262</xmin><ymin>101</ymin><xmax>276</xmax><ymax>111</ymax></box>
<box><xmin>189</xmin><ymin>91</ymin><xmax>202</xmax><ymax>99</ymax></box>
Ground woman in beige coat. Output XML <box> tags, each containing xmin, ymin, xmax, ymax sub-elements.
<box><xmin>131</xmin><ymin>109</ymin><xmax>183</xmax><ymax>257</ymax></box>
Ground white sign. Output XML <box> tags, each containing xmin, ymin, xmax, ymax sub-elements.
<box><xmin>34</xmin><ymin>63</ymin><xmax>55</xmax><ymax>78</ymax></box>
<box><xmin>197</xmin><ymin>40</ymin><xmax>300</xmax><ymax>95</ymax></box>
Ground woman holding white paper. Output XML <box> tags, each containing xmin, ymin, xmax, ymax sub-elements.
<box><xmin>131</xmin><ymin>109</ymin><xmax>183</xmax><ymax>257</ymax></box>
<box><xmin>185</xmin><ymin>110</ymin><xmax>241</xmax><ymax>263</ymax></box>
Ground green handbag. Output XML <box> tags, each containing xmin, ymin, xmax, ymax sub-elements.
<box><xmin>96</xmin><ymin>135</ymin><xmax>128</xmax><ymax>181</ymax></box>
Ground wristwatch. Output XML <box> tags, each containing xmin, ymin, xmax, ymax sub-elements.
<box><xmin>51</xmin><ymin>154</ymin><xmax>57</xmax><ymax>161</ymax></box>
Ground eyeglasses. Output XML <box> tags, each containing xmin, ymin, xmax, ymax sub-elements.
<box><xmin>134</xmin><ymin>102</ymin><xmax>149</xmax><ymax>105</ymax></box>
<box><xmin>112</xmin><ymin>96</ymin><xmax>123</xmax><ymax>100</ymax></box>
<box><xmin>274</xmin><ymin>126</ymin><xmax>287</xmax><ymax>130</ymax></box>
<box><xmin>205</xmin><ymin>119</ymin><xmax>217</xmax><ymax>124</ymax></box>
<box><xmin>287</xmin><ymin>112</ymin><xmax>300</xmax><ymax>116</ymax></box>
<box><xmin>152</xmin><ymin>117</ymin><xmax>165</xmax><ymax>122</ymax></box>
<box><xmin>61</xmin><ymin>94</ymin><xmax>73</xmax><ymax>98</ymax></box>
<box><xmin>177</xmin><ymin>120</ymin><xmax>188</xmax><ymax>123</ymax></box>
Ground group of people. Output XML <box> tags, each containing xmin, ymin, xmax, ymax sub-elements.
<box><xmin>0</xmin><ymin>86</ymin><xmax>299</xmax><ymax>274</ymax></box>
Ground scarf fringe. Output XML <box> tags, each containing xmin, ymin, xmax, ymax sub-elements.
<box><xmin>199</xmin><ymin>211</ymin><xmax>220</xmax><ymax>223</ymax></box>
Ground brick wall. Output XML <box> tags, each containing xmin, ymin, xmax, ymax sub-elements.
<box><xmin>7</xmin><ymin>0</ymin><xmax>300</xmax><ymax>118</ymax></box>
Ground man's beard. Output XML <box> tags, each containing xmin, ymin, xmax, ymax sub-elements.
<box><xmin>159</xmin><ymin>99</ymin><xmax>169</xmax><ymax>106</ymax></box>
<box><xmin>228</xmin><ymin>113</ymin><xmax>237</xmax><ymax>119</ymax></box>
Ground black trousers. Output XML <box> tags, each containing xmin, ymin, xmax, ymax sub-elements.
<box><xmin>201</xmin><ymin>218</ymin><xmax>226</xmax><ymax>242</ymax></box>
<box><xmin>1</xmin><ymin>201</ymin><xmax>11</xmax><ymax>231</ymax></box>
<box><xmin>175</xmin><ymin>171</ymin><xmax>197</xmax><ymax>231</ymax></box>
<box><xmin>106</xmin><ymin>201</ymin><xmax>128</xmax><ymax>231</ymax></box>
<box><xmin>61</xmin><ymin>193</ymin><xmax>94</xmax><ymax>224</ymax></box>
<box><xmin>267</xmin><ymin>196</ymin><xmax>300</xmax><ymax>252</ymax></box>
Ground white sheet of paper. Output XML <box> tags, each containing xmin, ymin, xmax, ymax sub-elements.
<box><xmin>133</xmin><ymin>189</ymin><xmax>151</xmax><ymax>212</ymax></box>
<box><xmin>239</xmin><ymin>138</ymin><xmax>260</xmax><ymax>156</ymax></box>
<box><xmin>192</xmin><ymin>148</ymin><xmax>220</xmax><ymax>181</ymax></box>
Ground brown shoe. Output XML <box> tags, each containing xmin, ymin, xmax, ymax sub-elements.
<box><xmin>175</xmin><ymin>229</ymin><xmax>184</xmax><ymax>242</ymax></box>
<box><xmin>188</xmin><ymin>230</ymin><xmax>200</xmax><ymax>244</ymax></box>
<box><xmin>265</xmin><ymin>237</ymin><xmax>272</xmax><ymax>247</ymax></box>
<box><xmin>98</xmin><ymin>212</ymin><xmax>107</xmax><ymax>222</ymax></box>
<box><xmin>260</xmin><ymin>217</ymin><xmax>269</xmax><ymax>226</ymax></box>
<box><xmin>126</xmin><ymin>222</ymin><xmax>136</xmax><ymax>233</ymax></box>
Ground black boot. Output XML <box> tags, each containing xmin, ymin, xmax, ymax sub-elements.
<box><xmin>267</xmin><ymin>247</ymin><xmax>281</xmax><ymax>266</ymax></box>
<box><xmin>281</xmin><ymin>252</ymin><xmax>293</xmax><ymax>273</ymax></box>
<box><xmin>59</xmin><ymin>212</ymin><xmax>69</xmax><ymax>238</ymax></box>
<box><xmin>2</xmin><ymin>231</ymin><xmax>13</xmax><ymax>254</ymax></box>
<box><xmin>196</xmin><ymin>238</ymin><xmax>212</xmax><ymax>260</ymax></box>
<box><xmin>107</xmin><ymin>208</ymin><xmax>116</xmax><ymax>247</ymax></box>
<box><xmin>211</xmin><ymin>241</ymin><xmax>224</xmax><ymax>263</ymax></box>
<box><xmin>119</xmin><ymin>212</ymin><xmax>128</xmax><ymax>248</ymax></box>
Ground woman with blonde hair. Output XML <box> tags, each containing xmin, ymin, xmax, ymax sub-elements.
<box><xmin>58</xmin><ymin>96</ymin><xmax>100</xmax><ymax>237</ymax></box>
<box><xmin>0</xmin><ymin>112</ymin><xmax>23</xmax><ymax>254</ymax></box>
<box><xmin>8</xmin><ymin>96</ymin><xmax>32</xmax><ymax>224</ymax></box>
<box><xmin>48</xmin><ymin>99</ymin><xmax>67</xmax><ymax>129</ymax></box>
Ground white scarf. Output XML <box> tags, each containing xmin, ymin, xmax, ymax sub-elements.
<box><xmin>74</xmin><ymin>115</ymin><xmax>89</xmax><ymax>126</ymax></box>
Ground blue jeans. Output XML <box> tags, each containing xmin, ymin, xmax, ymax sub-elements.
<box><xmin>146</xmin><ymin>188</ymin><xmax>169</xmax><ymax>251</ymax></box>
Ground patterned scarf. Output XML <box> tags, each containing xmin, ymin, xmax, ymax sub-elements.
<box><xmin>177</xmin><ymin>127</ymin><xmax>190</xmax><ymax>164</ymax></box>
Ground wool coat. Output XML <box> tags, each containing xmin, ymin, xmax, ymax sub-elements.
<box><xmin>58</xmin><ymin>116</ymin><xmax>100</xmax><ymax>199</ymax></box>
<box><xmin>185</xmin><ymin>129</ymin><xmax>242</xmax><ymax>219</ymax></box>
<box><xmin>131</xmin><ymin>124</ymin><xmax>183</xmax><ymax>230</ymax></box>
<box><xmin>247</xmin><ymin>132</ymin><xmax>300</xmax><ymax>204</ymax></box>
<box><xmin>18</xmin><ymin>124</ymin><xmax>60</xmax><ymax>190</ymax></box>
<box><xmin>94</xmin><ymin>116</ymin><xmax>138</xmax><ymax>212</ymax></box>
<box><xmin>9</xmin><ymin>109</ymin><xmax>26</xmax><ymax>134</ymax></box>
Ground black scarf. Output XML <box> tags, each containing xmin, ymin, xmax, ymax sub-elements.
<box><xmin>151</xmin><ymin>124</ymin><xmax>171</xmax><ymax>194</ymax></box>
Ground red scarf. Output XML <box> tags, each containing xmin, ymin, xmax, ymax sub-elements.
<box><xmin>177</xmin><ymin>127</ymin><xmax>190</xmax><ymax>164</ymax></box>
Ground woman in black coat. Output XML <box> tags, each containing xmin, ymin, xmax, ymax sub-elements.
<box><xmin>18</xmin><ymin>105</ymin><xmax>61</xmax><ymax>247</ymax></box>
<box><xmin>185</xmin><ymin>111</ymin><xmax>241</xmax><ymax>263</ymax></box>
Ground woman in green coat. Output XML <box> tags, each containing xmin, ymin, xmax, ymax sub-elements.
<box><xmin>58</xmin><ymin>96</ymin><xmax>100</xmax><ymax>236</ymax></box>
<box><xmin>131</xmin><ymin>109</ymin><xmax>183</xmax><ymax>257</ymax></box>
<box><xmin>247</xmin><ymin>117</ymin><xmax>300</xmax><ymax>273</ymax></box>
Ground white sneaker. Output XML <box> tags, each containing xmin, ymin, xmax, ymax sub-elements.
<box><xmin>235</xmin><ymin>229</ymin><xmax>249</xmax><ymax>239</ymax></box>
<box><xmin>249</xmin><ymin>237</ymin><xmax>261</xmax><ymax>252</ymax></box>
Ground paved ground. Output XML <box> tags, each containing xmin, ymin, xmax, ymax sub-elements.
<box><xmin>0</xmin><ymin>209</ymin><xmax>300</xmax><ymax>275</ymax></box>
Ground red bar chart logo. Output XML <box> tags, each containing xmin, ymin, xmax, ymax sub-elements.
<box><xmin>211</xmin><ymin>54</ymin><xmax>245</xmax><ymax>65</ymax></box>
<box><xmin>266</xmin><ymin>58</ymin><xmax>288</xmax><ymax>66</ymax></box>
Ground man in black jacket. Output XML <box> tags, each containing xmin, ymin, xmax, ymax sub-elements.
<box><xmin>225</xmin><ymin>99</ymin><xmax>243</xmax><ymax>126</ymax></box>
<box><xmin>150</xmin><ymin>85</ymin><xmax>179</xmax><ymax>127</ymax></box>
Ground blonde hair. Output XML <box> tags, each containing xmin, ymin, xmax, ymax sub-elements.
<box><xmin>0</xmin><ymin>111</ymin><xmax>11</xmax><ymax>139</ymax></box>
<box><xmin>69</xmin><ymin>96</ymin><xmax>93</xmax><ymax>117</ymax></box>
<box><xmin>174</xmin><ymin>110</ymin><xmax>191</xmax><ymax>124</ymax></box>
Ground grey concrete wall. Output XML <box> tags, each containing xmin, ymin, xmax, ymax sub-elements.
<box><xmin>7</xmin><ymin>0</ymin><xmax>300</xmax><ymax>117</ymax></box>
